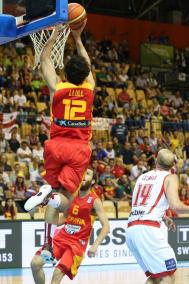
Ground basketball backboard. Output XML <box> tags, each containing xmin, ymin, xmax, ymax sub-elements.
<box><xmin>0</xmin><ymin>0</ymin><xmax>68</xmax><ymax>44</ymax></box>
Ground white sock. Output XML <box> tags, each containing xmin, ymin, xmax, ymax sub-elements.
<box><xmin>48</xmin><ymin>193</ymin><xmax>61</xmax><ymax>209</ymax></box>
<box><xmin>50</xmin><ymin>224</ymin><xmax>57</xmax><ymax>236</ymax></box>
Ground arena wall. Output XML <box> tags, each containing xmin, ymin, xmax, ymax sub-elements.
<box><xmin>0</xmin><ymin>219</ymin><xmax>188</xmax><ymax>268</ymax></box>
<box><xmin>87</xmin><ymin>14</ymin><xmax>189</xmax><ymax>62</ymax></box>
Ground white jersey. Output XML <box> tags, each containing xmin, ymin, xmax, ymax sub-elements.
<box><xmin>128</xmin><ymin>169</ymin><xmax>171</xmax><ymax>223</ymax></box>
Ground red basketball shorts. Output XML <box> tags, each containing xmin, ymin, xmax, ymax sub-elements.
<box><xmin>53</xmin><ymin>234</ymin><xmax>84</xmax><ymax>279</ymax></box>
<box><xmin>43</xmin><ymin>137</ymin><xmax>91</xmax><ymax>194</ymax></box>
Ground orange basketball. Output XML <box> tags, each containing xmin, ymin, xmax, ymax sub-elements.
<box><xmin>68</xmin><ymin>3</ymin><xmax>87</xmax><ymax>30</ymax></box>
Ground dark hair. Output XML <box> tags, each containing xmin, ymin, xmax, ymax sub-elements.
<box><xmin>15</xmin><ymin>177</ymin><xmax>25</xmax><ymax>187</ymax></box>
<box><xmin>64</xmin><ymin>55</ymin><xmax>90</xmax><ymax>85</ymax></box>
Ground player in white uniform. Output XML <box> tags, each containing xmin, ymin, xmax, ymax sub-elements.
<box><xmin>127</xmin><ymin>149</ymin><xmax>189</xmax><ymax>284</ymax></box>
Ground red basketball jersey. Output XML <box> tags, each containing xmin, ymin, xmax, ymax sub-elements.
<box><xmin>58</xmin><ymin>191</ymin><xmax>98</xmax><ymax>249</ymax></box>
<box><xmin>50</xmin><ymin>81</ymin><xmax>94</xmax><ymax>141</ymax></box>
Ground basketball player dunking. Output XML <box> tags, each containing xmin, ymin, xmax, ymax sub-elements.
<box><xmin>30</xmin><ymin>169</ymin><xmax>109</xmax><ymax>284</ymax></box>
<box><xmin>24</xmin><ymin>20</ymin><xmax>95</xmax><ymax>241</ymax></box>
<box><xmin>127</xmin><ymin>149</ymin><xmax>189</xmax><ymax>284</ymax></box>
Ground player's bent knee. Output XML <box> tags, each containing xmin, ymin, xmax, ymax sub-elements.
<box><xmin>160</xmin><ymin>274</ymin><xmax>175</xmax><ymax>284</ymax></box>
<box><xmin>45</xmin><ymin>205</ymin><xmax>60</xmax><ymax>225</ymax></box>
<box><xmin>31</xmin><ymin>255</ymin><xmax>44</xmax><ymax>271</ymax></box>
<box><xmin>51</xmin><ymin>268</ymin><xmax>64</xmax><ymax>284</ymax></box>
<box><xmin>171</xmin><ymin>274</ymin><xmax>175</xmax><ymax>282</ymax></box>
<box><xmin>58</xmin><ymin>193</ymin><xmax>70</xmax><ymax>211</ymax></box>
<box><xmin>146</xmin><ymin>277</ymin><xmax>160</xmax><ymax>284</ymax></box>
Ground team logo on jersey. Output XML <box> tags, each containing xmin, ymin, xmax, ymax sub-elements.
<box><xmin>64</xmin><ymin>224</ymin><xmax>81</xmax><ymax>235</ymax></box>
<box><xmin>165</xmin><ymin>258</ymin><xmax>176</xmax><ymax>270</ymax></box>
<box><xmin>54</xmin><ymin>118</ymin><xmax>90</xmax><ymax>128</ymax></box>
<box><xmin>87</xmin><ymin>196</ymin><xmax>93</xmax><ymax>203</ymax></box>
<box><xmin>130</xmin><ymin>210</ymin><xmax>145</xmax><ymax>216</ymax></box>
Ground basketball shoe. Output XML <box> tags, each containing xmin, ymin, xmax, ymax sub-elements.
<box><xmin>24</xmin><ymin>184</ymin><xmax>52</xmax><ymax>211</ymax></box>
<box><xmin>41</xmin><ymin>244</ymin><xmax>57</xmax><ymax>265</ymax></box>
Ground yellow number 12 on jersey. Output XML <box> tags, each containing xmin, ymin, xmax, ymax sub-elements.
<box><xmin>63</xmin><ymin>99</ymin><xmax>86</xmax><ymax>120</ymax></box>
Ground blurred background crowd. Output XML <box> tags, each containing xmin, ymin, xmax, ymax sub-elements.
<box><xmin>0</xmin><ymin>31</ymin><xmax>189</xmax><ymax>220</ymax></box>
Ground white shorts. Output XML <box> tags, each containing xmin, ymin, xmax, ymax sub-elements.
<box><xmin>126</xmin><ymin>222</ymin><xmax>177</xmax><ymax>278</ymax></box>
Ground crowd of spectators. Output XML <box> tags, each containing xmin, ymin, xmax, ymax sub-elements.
<box><xmin>0</xmin><ymin>31</ymin><xmax>189</xmax><ymax>220</ymax></box>
<box><xmin>147</xmin><ymin>32</ymin><xmax>170</xmax><ymax>45</ymax></box>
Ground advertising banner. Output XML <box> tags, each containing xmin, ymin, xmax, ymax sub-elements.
<box><xmin>42</xmin><ymin>116</ymin><xmax>115</xmax><ymax>132</ymax></box>
<box><xmin>21</xmin><ymin>220</ymin><xmax>136</xmax><ymax>267</ymax></box>
<box><xmin>22</xmin><ymin>221</ymin><xmax>45</xmax><ymax>267</ymax></box>
<box><xmin>168</xmin><ymin>219</ymin><xmax>189</xmax><ymax>261</ymax></box>
<box><xmin>0</xmin><ymin>222</ymin><xmax>22</xmax><ymax>268</ymax></box>
<box><xmin>140</xmin><ymin>43</ymin><xmax>174</xmax><ymax>68</ymax></box>
<box><xmin>0</xmin><ymin>218</ymin><xmax>188</xmax><ymax>268</ymax></box>
<box><xmin>83</xmin><ymin>220</ymin><xmax>136</xmax><ymax>265</ymax></box>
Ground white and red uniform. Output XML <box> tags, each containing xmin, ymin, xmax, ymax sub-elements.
<box><xmin>126</xmin><ymin>169</ymin><xmax>177</xmax><ymax>279</ymax></box>
<box><xmin>35</xmin><ymin>224</ymin><xmax>57</xmax><ymax>256</ymax></box>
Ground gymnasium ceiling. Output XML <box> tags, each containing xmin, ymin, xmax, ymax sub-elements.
<box><xmin>69</xmin><ymin>0</ymin><xmax>189</xmax><ymax>25</ymax></box>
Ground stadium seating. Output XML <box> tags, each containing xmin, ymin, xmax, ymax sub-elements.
<box><xmin>103</xmin><ymin>200</ymin><xmax>116</xmax><ymax>219</ymax></box>
<box><xmin>136</xmin><ymin>90</ymin><xmax>145</xmax><ymax>101</ymax></box>
<box><xmin>126</xmin><ymin>89</ymin><xmax>136</xmax><ymax>101</ymax></box>
<box><xmin>15</xmin><ymin>213</ymin><xmax>31</xmax><ymax>220</ymax></box>
<box><xmin>117</xmin><ymin>201</ymin><xmax>131</xmax><ymax>219</ymax></box>
<box><xmin>177</xmin><ymin>213</ymin><xmax>189</xmax><ymax>218</ymax></box>
<box><xmin>33</xmin><ymin>212</ymin><xmax>45</xmax><ymax>220</ymax></box>
<box><xmin>37</xmin><ymin>102</ymin><xmax>47</xmax><ymax>113</ymax></box>
<box><xmin>118</xmin><ymin>212</ymin><xmax>130</xmax><ymax>218</ymax></box>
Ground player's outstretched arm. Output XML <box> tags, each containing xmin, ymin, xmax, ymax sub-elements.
<box><xmin>165</xmin><ymin>174</ymin><xmax>189</xmax><ymax>213</ymax></box>
<box><xmin>71</xmin><ymin>21</ymin><xmax>95</xmax><ymax>89</ymax></box>
<box><xmin>40</xmin><ymin>27</ymin><xmax>59</xmax><ymax>103</ymax></box>
<box><xmin>87</xmin><ymin>199</ymin><xmax>110</xmax><ymax>257</ymax></box>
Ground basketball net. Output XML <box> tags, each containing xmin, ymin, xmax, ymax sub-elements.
<box><xmin>30</xmin><ymin>24</ymin><xmax>70</xmax><ymax>69</ymax></box>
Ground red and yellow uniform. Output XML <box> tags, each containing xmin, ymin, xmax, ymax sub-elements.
<box><xmin>43</xmin><ymin>81</ymin><xmax>94</xmax><ymax>193</ymax></box>
<box><xmin>53</xmin><ymin>191</ymin><xmax>98</xmax><ymax>279</ymax></box>
<box><xmin>104</xmin><ymin>185</ymin><xmax>116</xmax><ymax>198</ymax></box>
<box><xmin>92</xmin><ymin>184</ymin><xmax>104</xmax><ymax>201</ymax></box>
